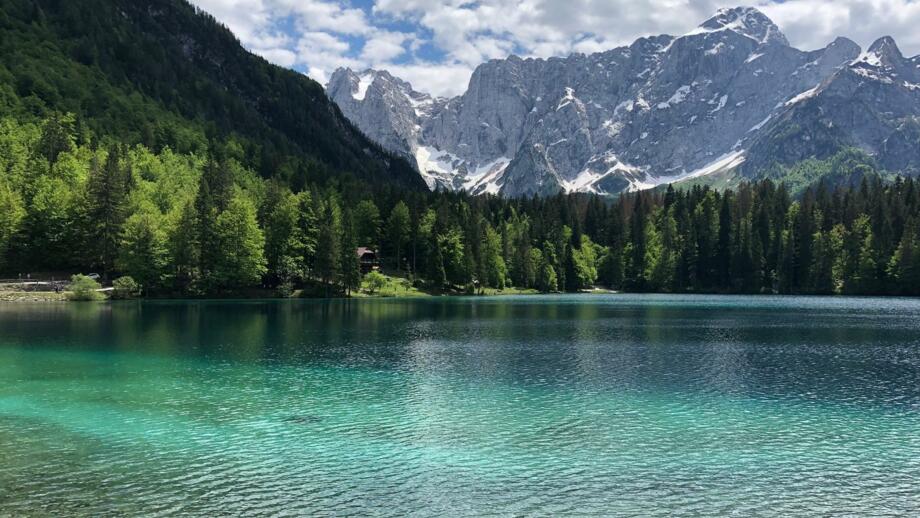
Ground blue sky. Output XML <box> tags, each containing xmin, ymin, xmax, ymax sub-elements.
<box><xmin>190</xmin><ymin>0</ymin><xmax>920</xmax><ymax>97</ymax></box>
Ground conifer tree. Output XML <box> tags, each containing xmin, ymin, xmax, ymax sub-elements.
<box><xmin>888</xmin><ymin>217</ymin><xmax>920</xmax><ymax>295</ymax></box>
<box><xmin>425</xmin><ymin>229</ymin><xmax>447</xmax><ymax>290</ymax></box>
<box><xmin>87</xmin><ymin>148</ymin><xmax>129</xmax><ymax>274</ymax></box>
<box><xmin>340</xmin><ymin>209</ymin><xmax>361</xmax><ymax>296</ymax></box>
<box><xmin>315</xmin><ymin>193</ymin><xmax>343</xmax><ymax>294</ymax></box>
<box><xmin>354</xmin><ymin>200</ymin><xmax>382</xmax><ymax>248</ymax></box>
<box><xmin>387</xmin><ymin>201</ymin><xmax>411</xmax><ymax>272</ymax></box>
<box><xmin>169</xmin><ymin>199</ymin><xmax>199</xmax><ymax>292</ymax></box>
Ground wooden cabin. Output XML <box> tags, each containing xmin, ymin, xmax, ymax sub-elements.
<box><xmin>356</xmin><ymin>247</ymin><xmax>379</xmax><ymax>273</ymax></box>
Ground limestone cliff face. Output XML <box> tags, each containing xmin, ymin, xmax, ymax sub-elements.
<box><xmin>328</xmin><ymin>7</ymin><xmax>919</xmax><ymax>196</ymax></box>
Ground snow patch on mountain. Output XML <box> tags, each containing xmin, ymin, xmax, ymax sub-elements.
<box><xmin>785</xmin><ymin>84</ymin><xmax>821</xmax><ymax>106</ymax></box>
<box><xmin>415</xmin><ymin>146</ymin><xmax>462</xmax><ymax>190</ymax></box>
<box><xmin>464</xmin><ymin>157</ymin><xmax>512</xmax><ymax>195</ymax></box>
<box><xmin>658</xmin><ymin>85</ymin><xmax>692</xmax><ymax>109</ymax></box>
<box><xmin>352</xmin><ymin>72</ymin><xmax>375</xmax><ymax>101</ymax></box>
<box><xmin>686</xmin><ymin>151</ymin><xmax>746</xmax><ymax>178</ymax></box>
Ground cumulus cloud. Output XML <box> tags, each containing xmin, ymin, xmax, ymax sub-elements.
<box><xmin>191</xmin><ymin>0</ymin><xmax>920</xmax><ymax>97</ymax></box>
<box><xmin>760</xmin><ymin>0</ymin><xmax>920</xmax><ymax>52</ymax></box>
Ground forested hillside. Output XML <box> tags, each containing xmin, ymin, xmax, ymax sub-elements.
<box><xmin>0</xmin><ymin>0</ymin><xmax>423</xmax><ymax>189</ymax></box>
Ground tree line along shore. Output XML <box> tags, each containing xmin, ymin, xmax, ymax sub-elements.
<box><xmin>2</xmin><ymin>115</ymin><xmax>920</xmax><ymax>300</ymax></box>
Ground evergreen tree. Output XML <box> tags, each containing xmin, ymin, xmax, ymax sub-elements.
<box><xmin>169</xmin><ymin>199</ymin><xmax>199</xmax><ymax>292</ymax></box>
<box><xmin>551</xmin><ymin>226</ymin><xmax>572</xmax><ymax>292</ymax></box>
<box><xmin>295</xmin><ymin>190</ymin><xmax>318</xmax><ymax>278</ymax></box>
<box><xmin>194</xmin><ymin>159</ymin><xmax>232</xmax><ymax>281</ymax></box>
<box><xmin>417</xmin><ymin>209</ymin><xmax>437</xmax><ymax>278</ymax></box>
<box><xmin>340</xmin><ymin>209</ymin><xmax>361</xmax><ymax>296</ymax></box>
<box><xmin>314</xmin><ymin>193</ymin><xmax>343</xmax><ymax>294</ymax></box>
<box><xmin>598</xmin><ymin>246</ymin><xmax>624</xmax><ymax>289</ymax></box>
<box><xmin>643</xmin><ymin>219</ymin><xmax>664</xmax><ymax>291</ymax></box>
<box><xmin>87</xmin><ymin>148</ymin><xmax>129</xmax><ymax>274</ymax></box>
<box><xmin>627</xmin><ymin>194</ymin><xmax>648</xmax><ymax>288</ymax></box>
<box><xmin>386</xmin><ymin>201</ymin><xmax>411</xmax><ymax>272</ymax></box>
<box><xmin>888</xmin><ymin>217</ymin><xmax>920</xmax><ymax>294</ymax></box>
<box><xmin>425</xmin><ymin>229</ymin><xmax>447</xmax><ymax>290</ymax></box>
<box><xmin>809</xmin><ymin>229</ymin><xmax>836</xmax><ymax>294</ymax></box>
<box><xmin>354</xmin><ymin>200</ymin><xmax>382</xmax><ymax>248</ymax></box>
<box><xmin>777</xmin><ymin>203</ymin><xmax>799</xmax><ymax>293</ymax></box>
<box><xmin>716</xmin><ymin>192</ymin><xmax>733</xmax><ymax>287</ymax></box>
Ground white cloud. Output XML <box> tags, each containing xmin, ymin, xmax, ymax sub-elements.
<box><xmin>286</xmin><ymin>0</ymin><xmax>374</xmax><ymax>35</ymax></box>
<box><xmin>760</xmin><ymin>0</ymin><xmax>920</xmax><ymax>53</ymax></box>
<box><xmin>360</xmin><ymin>31</ymin><xmax>410</xmax><ymax>62</ymax></box>
<box><xmin>385</xmin><ymin>63</ymin><xmax>477</xmax><ymax>99</ymax></box>
<box><xmin>190</xmin><ymin>0</ymin><xmax>920</xmax><ymax>97</ymax></box>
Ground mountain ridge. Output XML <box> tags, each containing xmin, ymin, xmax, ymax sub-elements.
<box><xmin>327</xmin><ymin>6</ymin><xmax>920</xmax><ymax>197</ymax></box>
<box><xmin>1</xmin><ymin>0</ymin><xmax>426</xmax><ymax>191</ymax></box>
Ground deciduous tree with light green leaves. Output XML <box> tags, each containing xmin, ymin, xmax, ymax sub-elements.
<box><xmin>0</xmin><ymin>181</ymin><xmax>25</xmax><ymax>272</ymax></box>
<box><xmin>118</xmin><ymin>202</ymin><xmax>168</xmax><ymax>294</ymax></box>
<box><xmin>480</xmin><ymin>225</ymin><xmax>507</xmax><ymax>290</ymax></box>
<box><xmin>209</xmin><ymin>192</ymin><xmax>267</xmax><ymax>291</ymax></box>
<box><xmin>263</xmin><ymin>184</ymin><xmax>302</xmax><ymax>284</ymax></box>
<box><xmin>536</xmin><ymin>252</ymin><xmax>558</xmax><ymax>293</ymax></box>
<box><xmin>67</xmin><ymin>274</ymin><xmax>103</xmax><ymax>301</ymax></box>
<box><xmin>38</xmin><ymin>113</ymin><xmax>74</xmax><ymax>175</ymax></box>
<box><xmin>572</xmin><ymin>234</ymin><xmax>601</xmax><ymax>290</ymax></box>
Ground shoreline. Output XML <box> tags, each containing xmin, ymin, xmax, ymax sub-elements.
<box><xmin>0</xmin><ymin>288</ymin><xmax>617</xmax><ymax>304</ymax></box>
<box><xmin>5</xmin><ymin>290</ymin><xmax>917</xmax><ymax>304</ymax></box>
<box><xmin>0</xmin><ymin>292</ymin><xmax>69</xmax><ymax>303</ymax></box>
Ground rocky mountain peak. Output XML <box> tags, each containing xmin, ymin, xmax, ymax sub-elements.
<box><xmin>849</xmin><ymin>36</ymin><xmax>915</xmax><ymax>82</ymax></box>
<box><xmin>692</xmin><ymin>6</ymin><xmax>789</xmax><ymax>46</ymax></box>
<box><xmin>827</xmin><ymin>36</ymin><xmax>861</xmax><ymax>53</ymax></box>
<box><xmin>865</xmin><ymin>36</ymin><xmax>904</xmax><ymax>64</ymax></box>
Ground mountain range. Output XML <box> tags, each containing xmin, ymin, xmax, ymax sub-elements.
<box><xmin>327</xmin><ymin>7</ymin><xmax>920</xmax><ymax>197</ymax></box>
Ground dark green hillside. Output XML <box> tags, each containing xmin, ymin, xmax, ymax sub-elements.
<box><xmin>0</xmin><ymin>0</ymin><xmax>424</xmax><ymax>189</ymax></box>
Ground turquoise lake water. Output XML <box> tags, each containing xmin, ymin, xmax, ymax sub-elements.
<box><xmin>1</xmin><ymin>295</ymin><xmax>919</xmax><ymax>516</ymax></box>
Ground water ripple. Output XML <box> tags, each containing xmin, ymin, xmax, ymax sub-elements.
<box><xmin>1</xmin><ymin>295</ymin><xmax>920</xmax><ymax>516</ymax></box>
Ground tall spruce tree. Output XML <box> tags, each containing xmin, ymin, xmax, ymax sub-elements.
<box><xmin>87</xmin><ymin>148</ymin><xmax>129</xmax><ymax>274</ymax></box>
<box><xmin>340</xmin><ymin>209</ymin><xmax>361</xmax><ymax>296</ymax></box>
<box><xmin>387</xmin><ymin>201</ymin><xmax>411</xmax><ymax>272</ymax></box>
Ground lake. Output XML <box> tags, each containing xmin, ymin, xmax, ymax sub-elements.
<box><xmin>1</xmin><ymin>295</ymin><xmax>919</xmax><ymax>516</ymax></box>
